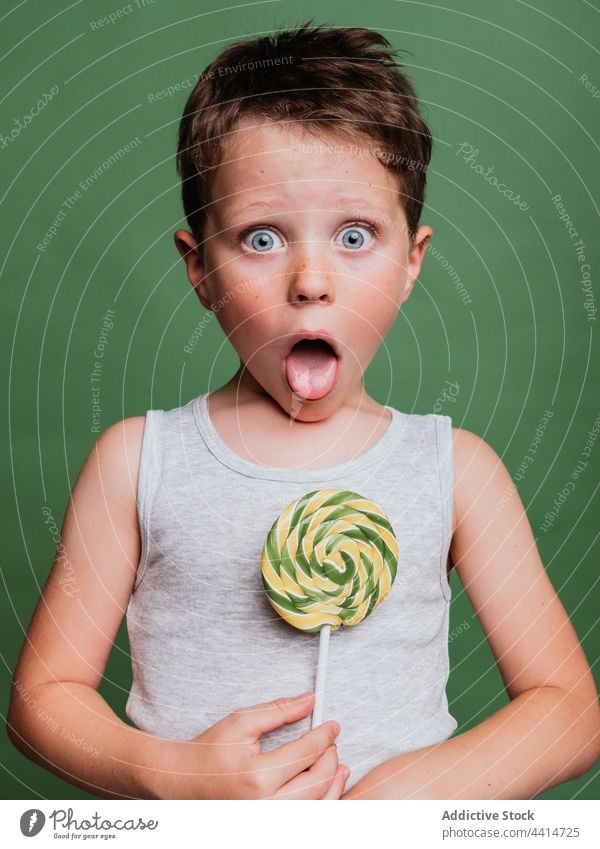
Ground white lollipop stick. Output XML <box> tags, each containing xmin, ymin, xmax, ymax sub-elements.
<box><xmin>311</xmin><ymin>624</ymin><xmax>331</xmax><ymax>728</ymax></box>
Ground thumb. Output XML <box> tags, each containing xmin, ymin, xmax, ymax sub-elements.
<box><xmin>232</xmin><ymin>692</ymin><xmax>314</xmax><ymax>742</ymax></box>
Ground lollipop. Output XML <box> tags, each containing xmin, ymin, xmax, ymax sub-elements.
<box><xmin>261</xmin><ymin>488</ymin><xmax>399</xmax><ymax>726</ymax></box>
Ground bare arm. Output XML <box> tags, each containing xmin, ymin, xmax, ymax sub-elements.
<box><xmin>9</xmin><ymin>681</ymin><xmax>164</xmax><ymax>799</ymax></box>
<box><xmin>7</xmin><ymin>417</ymin><xmax>163</xmax><ymax>799</ymax></box>
<box><xmin>343</xmin><ymin>428</ymin><xmax>600</xmax><ymax>799</ymax></box>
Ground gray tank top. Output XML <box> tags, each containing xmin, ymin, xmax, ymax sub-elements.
<box><xmin>125</xmin><ymin>392</ymin><xmax>457</xmax><ymax>792</ymax></box>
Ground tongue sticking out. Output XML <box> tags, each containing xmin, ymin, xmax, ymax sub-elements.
<box><xmin>285</xmin><ymin>339</ymin><xmax>338</xmax><ymax>400</ymax></box>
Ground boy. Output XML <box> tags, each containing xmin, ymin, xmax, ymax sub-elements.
<box><xmin>8</xmin><ymin>21</ymin><xmax>599</xmax><ymax>800</ymax></box>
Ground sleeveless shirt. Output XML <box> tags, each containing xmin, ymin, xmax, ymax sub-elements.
<box><xmin>125</xmin><ymin>392</ymin><xmax>457</xmax><ymax>793</ymax></box>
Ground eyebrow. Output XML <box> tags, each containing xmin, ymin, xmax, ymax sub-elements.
<box><xmin>228</xmin><ymin>198</ymin><xmax>280</xmax><ymax>216</ymax></box>
<box><xmin>227</xmin><ymin>196</ymin><xmax>393</xmax><ymax>219</ymax></box>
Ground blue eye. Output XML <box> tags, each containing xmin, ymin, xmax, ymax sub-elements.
<box><xmin>243</xmin><ymin>228</ymin><xmax>283</xmax><ymax>252</ymax></box>
<box><xmin>338</xmin><ymin>225</ymin><xmax>374</xmax><ymax>250</ymax></box>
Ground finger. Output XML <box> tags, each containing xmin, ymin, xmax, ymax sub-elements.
<box><xmin>260</xmin><ymin>719</ymin><xmax>341</xmax><ymax>785</ymax></box>
<box><xmin>321</xmin><ymin>764</ymin><xmax>350</xmax><ymax>799</ymax></box>
<box><xmin>227</xmin><ymin>692</ymin><xmax>315</xmax><ymax>743</ymax></box>
<box><xmin>272</xmin><ymin>745</ymin><xmax>338</xmax><ymax>800</ymax></box>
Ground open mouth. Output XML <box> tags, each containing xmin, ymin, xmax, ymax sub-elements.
<box><xmin>284</xmin><ymin>337</ymin><xmax>340</xmax><ymax>401</ymax></box>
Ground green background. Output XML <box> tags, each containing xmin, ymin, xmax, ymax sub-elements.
<box><xmin>1</xmin><ymin>0</ymin><xmax>598</xmax><ymax>800</ymax></box>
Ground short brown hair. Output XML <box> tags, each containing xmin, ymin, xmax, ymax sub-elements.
<box><xmin>176</xmin><ymin>20</ymin><xmax>432</xmax><ymax>244</ymax></box>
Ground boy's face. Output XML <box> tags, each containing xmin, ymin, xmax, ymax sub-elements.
<box><xmin>175</xmin><ymin>118</ymin><xmax>431</xmax><ymax>421</ymax></box>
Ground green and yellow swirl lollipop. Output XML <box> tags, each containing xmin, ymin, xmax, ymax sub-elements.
<box><xmin>261</xmin><ymin>488</ymin><xmax>399</xmax><ymax>726</ymax></box>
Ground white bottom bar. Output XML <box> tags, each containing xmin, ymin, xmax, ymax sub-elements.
<box><xmin>2</xmin><ymin>799</ymin><xmax>598</xmax><ymax>848</ymax></box>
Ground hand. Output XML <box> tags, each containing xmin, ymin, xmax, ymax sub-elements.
<box><xmin>149</xmin><ymin>691</ymin><xmax>350</xmax><ymax>799</ymax></box>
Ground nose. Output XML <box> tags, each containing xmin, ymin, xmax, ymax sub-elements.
<box><xmin>288</xmin><ymin>239</ymin><xmax>335</xmax><ymax>304</ymax></box>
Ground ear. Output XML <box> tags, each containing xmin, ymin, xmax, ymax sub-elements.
<box><xmin>400</xmin><ymin>225</ymin><xmax>433</xmax><ymax>304</ymax></box>
<box><xmin>173</xmin><ymin>229</ymin><xmax>212</xmax><ymax>311</ymax></box>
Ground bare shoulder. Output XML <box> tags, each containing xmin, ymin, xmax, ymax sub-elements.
<box><xmin>450</xmin><ymin>427</ymin><xmax>511</xmax><ymax>535</ymax></box>
<box><xmin>451</xmin><ymin>425</ymin><xmax>499</xmax><ymax>460</ymax></box>
<box><xmin>93</xmin><ymin>415</ymin><xmax>146</xmax><ymax>462</ymax></box>
<box><xmin>76</xmin><ymin>416</ymin><xmax>146</xmax><ymax>500</ymax></box>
